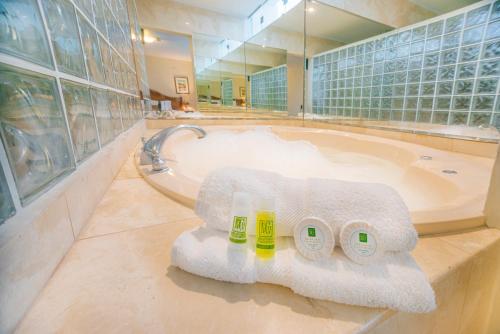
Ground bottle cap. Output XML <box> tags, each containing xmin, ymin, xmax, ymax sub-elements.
<box><xmin>257</xmin><ymin>196</ymin><xmax>275</xmax><ymax>211</ymax></box>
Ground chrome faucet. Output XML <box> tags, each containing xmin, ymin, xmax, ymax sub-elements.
<box><xmin>140</xmin><ymin>125</ymin><xmax>207</xmax><ymax>172</ymax></box>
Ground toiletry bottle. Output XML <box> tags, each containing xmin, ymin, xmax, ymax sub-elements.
<box><xmin>228</xmin><ymin>192</ymin><xmax>252</xmax><ymax>246</ymax></box>
<box><xmin>255</xmin><ymin>197</ymin><xmax>276</xmax><ymax>259</ymax></box>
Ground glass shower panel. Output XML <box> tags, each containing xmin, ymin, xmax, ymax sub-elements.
<box><xmin>61</xmin><ymin>80</ymin><xmax>99</xmax><ymax>162</ymax></box>
<box><xmin>107</xmin><ymin>92</ymin><xmax>123</xmax><ymax>136</ymax></box>
<box><xmin>42</xmin><ymin>0</ymin><xmax>86</xmax><ymax>78</ymax></box>
<box><xmin>78</xmin><ymin>14</ymin><xmax>105</xmax><ymax>84</ymax></box>
<box><xmin>0</xmin><ymin>164</ymin><xmax>16</xmax><ymax>224</ymax></box>
<box><xmin>0</xmin><ymin>0</ymin><xmax>53</xmax><ymax>68</ymax></box>
<box><xmin>90</xmin><ymin>88</ymin><xmax>114</xmax><ymax>146</ymax></box>
<box><xmin>0</xmin><ymin>64</ymin><xmax>75</xmax><ymax>204</ymax></box>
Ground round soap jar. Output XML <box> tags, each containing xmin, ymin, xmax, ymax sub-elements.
<box><xmin>339</xmin><ymin>220</ymin><xmax>384</xmax><ymax>265</ymax></box>
<box><xmin>293</xmin><ymin>217</ymin><xmax>334</xmax><ymax>261</ymax></box>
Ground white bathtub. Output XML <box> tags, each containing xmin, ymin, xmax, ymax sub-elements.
<box><xmin>136</xmin><ymin>125</ymin><xmax>494</xmax><ymax>235</ymax></box>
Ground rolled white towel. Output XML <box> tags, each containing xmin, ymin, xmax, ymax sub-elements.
<box><xmin>171</xmin><ymin>226</ymin><xmax>436</xmax><ymax>313</ymax></box>
<box><xmin>195</xmin><ymin>167</ymin><xmax>417</xmax><ymax>253</ymax></box>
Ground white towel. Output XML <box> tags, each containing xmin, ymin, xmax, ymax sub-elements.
<box><xmin>195</xmin><ymin>167</ymin><xmax>417</xmax><ymax>253</ymax></box>
<box><xmin>171</xmin><ymin>226</ymin><xmax>436</xmax><ymax>313</ymax></box>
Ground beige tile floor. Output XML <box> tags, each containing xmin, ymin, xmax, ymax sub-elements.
<box><xmin>15</xmin><ymin>147</ymin><xmax>500</xmax><ymax>334</ymax></box>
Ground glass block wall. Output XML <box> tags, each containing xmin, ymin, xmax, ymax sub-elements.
<box><xmin>0</xmin><ymin>0</ymin><xmax>149</xmax><ymax>210</ymax></box>
<box><xmin>222</xmin><ymin>79</ymin><xmax>233</xmax><ymax>105</ymax></box>
<box><xmin>250</xmin><ymin>65</ymin><xmax>288</xmax><ymax>111</ymax></box>
<box><xmin>311</xmin><ymin>1</ymin><xmax>500</xmax><ymax>128</ymax></box>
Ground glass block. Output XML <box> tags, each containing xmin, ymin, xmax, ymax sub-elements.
<box><xmin>423</xmin><ymin>68</ymin><xmax>437</xmax><ymax>81</ymax></box>
<box><xmin>420</xmin><ymin>97</ymin><xmax>434</xmax><ymax>110</ymax></box>
<box><xmin>486</xmin><ymin>20</ymin><xmax>500</xmax><ymax>40</ymax></box>
<box><xmin>61</xmin><ymin>80</ymin><xmax>99</xmax><ymax>162</ymax></box>
<box><xmin>465</xmin><ymin>5</ymin><xmax>490</xmax><ymax>27</ymax></box>
<box><xmin>470</xmin><ymin>112</ymin><xmax>492</xmax><ymax>126</ymax></box>
<box><xmin>0</xmin><ymin>0</ymin><xmax>53</xmax><ymax>68</ymax></box>
<box><xmin>476</xmin><ymin>78</ymin><xmax>498</xmax><ymax>93</ymax></box>
<box><xmin>404</xmin><ymin>110</ymin><xmax>417</xmax><ymax>122</ymax></box>
<box><xmin>458</xmin><ymin>63</ymin><xmax>477</xmax><ymax>78</ymax></box>
<box><xmin>78</xmin><ymin>15</ymin><xmax>105</xmax><ymax>84</ymax></box>
<box><xmin>425</xmin><ymin>37</ymin><xmax>441</xmax><ymax>52</ymax></box>
<box><xmin>399</xmin><ymin>30</ymin><xmax>412</xmax><ymax>44</ymax></box>
<box><xmin>385</xmin><ymin>48</ymin><xmax>396</xmax><ymax>60</ymax></box>
<box><xmin>395</xmin><ymin>71</ymin><xmax>407</xmax><ymax>84</ymax></box>
<box><xmin>412</xmin><ymin>26</ymin><xmax>426</xmax><ymax>41</ymax></box>
<box><xmin>450</xmin><ymin>112</ymin><xmax>469</xmax><ymax>125</ymax></box>
<box><xmin>438</xmin><ymin>81</ymin><xmax>453</xmax><ymax>94</ymax></box>
<box><xmin>410</xmin><ymin>41</ymin><xmax>424</xmax><ymax>55</ymax></box>
<box><xmin>460</xmin><ymin>45</ymin><xmax>481</xmax><ymax>61</ymax></box>
<box><xmin>380</xmin><ymin>110</ymin><xmax>391</xmax><ymax>120</ymax></box>
<box><xmin>442</xmin><ymin>32</ymin><xmax>460</xmax><ymax>49</ymax></box>
<box><xmin>406</xmin><ymin>97</ymin><xmax>418</xmax><ymax>109</ymax></box>
<box><xmin>77</xmin><ymin>0</ymin><xmax>94</xmax><ymax>22</ymax></box>
<box><xmin>42</xmin><ymin>0</ymin><xmax>86</xmax><ymax>78</ymax></box>
<box><xmin>0</xmin><ymin>64</ymin><xmax>74</xmax><ymax>204</ymax></box>
<box><xmin>492</xmin><ymin>0</ymin><xmax>500</xmax><ymax>21</ymax></box>
<box><xmin>418</xmin><ymin>110</ymin><xmax>432</xmax><ymax>122</ymax></box>
<box><xmin>436</xmin><ymin>97</ymin><xmax>451</xmax><ymax>110</ymax></box>
<box><xmin>455</xmin><ymin>80</ymin><xmax>474</xmax><ymax>94</ymax></box>
<box><xmin>445</xmin><ymin>14</ymin><xmax>464</xmax><ymax>33</ymax></box>
<box><xmin>409</xmin><ymin>55</ymin><xmax>423</xmax><ymax>69</ymax></box>
<box><xmin>439</xmin><ymin>66</ymin><xmax>455</xmax><ymax>80</ymax></box>
<box><xmin>99</xmin><ymin>37</ymin><xmax>114</xmax><ymax>86</ymax></box>
<box><xmin>427</xmin><ymin>21</ymin><xmax>444</xmax><ymax>37</ymax></box>
<box><xmin>441</xmin><ymin>49</ymin><xmax>458</xmax><ymax>65</ymax></box>
<box><xmin>494</xmin><ymin>113</ymin><xmax>500</xmax><ymax>129</ymax></box>
<box><xmin>433</xmin><ymin>111</ymin><xmax>450</xmax><ymax>124</ymax></box>
<box><xmin>397</xmin><ymin>44</ymin><xmax>410</xmax><ymax>58</ymax></box>
<box><xmin>480</xmin><ymin>60</ymin><xmax>500</xmax><ymax>76</ymax></box>
<box><xmin>483</xmin><ymin>40</ymin><xmax>500</xmax><ymax>58</ymax></box>
<box><xmin>407</xmin><ymin>83</ymin><xmax>420</xmax><ymax>95</ymax></box>
<box><xmin>0</xmin><ymin>164</ymin><xmax>16</xmax><ymax>224</ymax></box>
<box><xmin>421</xmin><ymin>82</ymin><xmax>435</xmax><ymax>95</ymax></box>
<box><xmin>408</xmin><ymin>70</ymin><xmax>421</xmax><ymax>83</ymax></box>
<box><xmin>392</xmin><ymin>98</ymin><xmax>404</xmax><ymax>109</ymax></box>
<box><xmin>462</xmin><ymin>26</ymin><xmax>484</xmax><ymax>45</ymax></box>
<box><xmin>473</xmin><ymin>96</ymin><xmax>495</xmax><ymax>110</ymax></box>
<box><xmin>384</xmin><ymin>61</ymin><xmax>395</xmax><ymax>73</ymax></box>
<box><xmin>453</xmin><ymin>96</ymin><xmax>472</xmax><ymax>110</ymax></box>
<box><xmin>424</xmin><ymin>53</ymin><xmax>439</xmax><ymax>67</ymax></box>
<box><xmin>386</xmin><ymin>35</ymin><xmax>397</xmax><ymax>48</ymax></box>
<box><xmin>108</xmin><ymin>92</ymin><xmax>123</xmax><ymax>135</ymax></box>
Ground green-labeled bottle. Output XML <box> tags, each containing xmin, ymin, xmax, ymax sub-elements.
<box><xmin>228</xmin><ymin>192</ymin><xmax>252</xmax><ymax>246</ymax></box>
<box><xmin>255</xmin><ymin>197</ymin><xmax>276</xmax><ymax>259</ymax></box>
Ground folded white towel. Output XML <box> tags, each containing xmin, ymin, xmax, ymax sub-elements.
<box><xmin>195</xmin><ymin>167</ymin><xmax>417</xmax><ymax>253</ymax></box>
<box><xmin>171</xmin><ymin>226</ymin><xmax>436</xmax><ymax>313</ymax></box>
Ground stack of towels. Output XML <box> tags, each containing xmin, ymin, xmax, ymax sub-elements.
<box><xmin>171</xmin><ymin>167</ymin><xmax>436</xmax><ymax>313</ymax></box>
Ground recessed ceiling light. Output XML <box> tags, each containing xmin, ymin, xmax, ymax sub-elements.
<box><xmin>307</xmin><ymin>7</ymin><xmax>315</xmax><ymax>12</ymax></box>
<box><xmin>185</xmin><ymin>21</ymin><xmax>190</xmax><ymax>25</ymax></box>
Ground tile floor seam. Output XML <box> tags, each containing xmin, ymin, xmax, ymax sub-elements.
<box><xmin>77</xmin><ymin>217</ymin><xmax>201</xmax><ymax>241</ymax></box>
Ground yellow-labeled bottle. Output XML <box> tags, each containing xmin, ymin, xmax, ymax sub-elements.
<box><xmin>255</xmin><ymin>197</ymin><xmax>276</xmax><ymax>259</ymax></box>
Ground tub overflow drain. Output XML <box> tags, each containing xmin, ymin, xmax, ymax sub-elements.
<box><xmin>420</xmin><ymin>155</ymin><xmax>433</xmax><ymax>160</ymax></box>
<box><xmin>442</xmin><ymin>169</ymin><xmax>458</xmax><ymax>175</ymax></box>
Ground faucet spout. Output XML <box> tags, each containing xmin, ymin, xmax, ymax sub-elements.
<box><xmin>140</xmin><ymin>125</ymin><xmax>206</xmax><ymax>171</ymax></box>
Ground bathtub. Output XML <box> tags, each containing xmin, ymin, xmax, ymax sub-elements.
<box><xmin>135</xmin><ymin>125</ymin><xmax>494</xmax><ymax>235</ymax></box>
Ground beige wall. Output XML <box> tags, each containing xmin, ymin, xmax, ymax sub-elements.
<box><xmin>145</xmin><ymin>55</ymin><xmax>197</xmax><ymax>108</ymax></box>
<box><xmin>136</xmin><ymin>0</ymin><xmax>245</xmax><ymax>41</ymax></box>
<box><xmin>287</xmin><ymin>54</ymin><xmax>304</xmax><ymax>116</ymax></box>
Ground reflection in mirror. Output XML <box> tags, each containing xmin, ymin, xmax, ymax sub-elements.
<box><xmin>193</xmin><ymin>34</ymin><xmax>247</xmax><ymax>118</ymax></box>
<box><xmin>142</xmin><ymin>29</ymin><xmax>197</xmax><ymax>119</ymax></box>
<box><xmin>305</xmin><ymin>0</ymin><xmax>499</xmax><ymax>140</ymax></box>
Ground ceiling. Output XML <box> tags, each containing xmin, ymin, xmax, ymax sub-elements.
<box><xmin>409</xmin><ymin>0</ymin><xmax>479</xmax><ymax>14</ymax></box>
<box><xmin>173</xmin><ymin>0</ymin><xmax>263</xmax><ymax>18</ymax></box>
<box><xmin>143</xmin><ymin>30</ymin><xmax>192</xmax><ymax>61</ymax></box>
<box><xmin>273</xmin><ymin>1</ymin><xmax>393</xmax><ymax>44</ymax></box>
